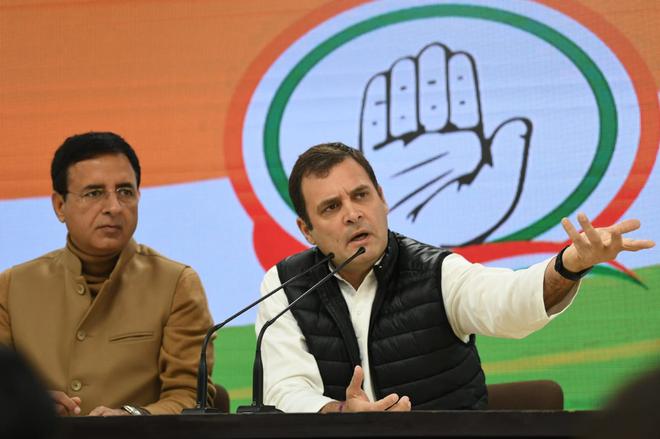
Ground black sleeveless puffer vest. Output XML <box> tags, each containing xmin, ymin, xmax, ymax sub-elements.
<box><xmin>277</xmin><ymin>231</ymin><xmax>487</xmax><ymax>409</ymax></box>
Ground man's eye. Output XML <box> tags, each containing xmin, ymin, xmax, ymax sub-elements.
<box><xmin>83</xmin><ymin>189</ymin><xmax>104</xmax><ymax>199</ymax></box>
<box><xmin>355</xmin><ymin>191</ymin><xmax>367</xmax><ymax>199</ymax></box>
<box><xmin>117</xmin><ymin>188</ymin><xmax>135</xmax><ymax>198</ymax></box>
<box><xmin>323</xmin><ymin>203</ymin><xmax>338</xmax><ymax>213</ymax></box>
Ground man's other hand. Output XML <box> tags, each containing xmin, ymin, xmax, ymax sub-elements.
<box><xmin>88</xmin><ymin>406</ymin><xmax>129</xmax><ymax>416</ymax></box>
<box><xmin>49</xmin><ymin>390</ymin><xmax>81</xmax><ymax>416</ymax></box>
<box><xmin>341</xmin><ymin>365</ymin><xmax>411</xmax><ymax>412</ymax></box>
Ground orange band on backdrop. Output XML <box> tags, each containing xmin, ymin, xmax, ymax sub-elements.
<box><xmin>0</xmin><ymin>0</ymin><xmax>332</xmax><ymax>199</ymax></box>
<box><xmin>0</xmin><ymin>0</ymin><xmax>658</xmax><ymax>203</ymax></box>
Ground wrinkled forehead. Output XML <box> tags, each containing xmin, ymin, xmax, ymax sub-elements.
<box><xmin>301</xmin><ymin>158</ymin><xmax>377</xmax><ymax>204</ymax></box>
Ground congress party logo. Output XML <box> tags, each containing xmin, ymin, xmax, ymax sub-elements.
<box><xmin>225</xmin><ymin>0</ymin><xmax>658</xmax><ymax>270</ymax></box>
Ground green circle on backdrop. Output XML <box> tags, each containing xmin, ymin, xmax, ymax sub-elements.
<box><xmin>263</xmin><ymin>4</ymin><xmax>617</xmax><ymax>241</ymax></box>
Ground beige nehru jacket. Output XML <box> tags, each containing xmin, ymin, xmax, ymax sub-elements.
<box><xmin>0</xmin><ymin>240</ymin><xmax>215</xmax><ymax>415</ymax></box>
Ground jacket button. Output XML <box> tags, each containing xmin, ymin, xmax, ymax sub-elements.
<box><xmin>70</xmin><ymin>380</ymin><xmax>82</xmax><ymax>392</ymax></box>
<box><xmin>76</xmin><ymin>284</ymin><xmax>85</xmax><ymax>295</ymax></box>
<box><xmin>76</xmin><ymin>330</ymin><xmax>86</xmax><ymax>341</ymax></box>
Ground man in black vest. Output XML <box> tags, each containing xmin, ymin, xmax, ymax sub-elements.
<box><xmin>255</xmin><ymin>142</ymin><xmax>654</xmax><ymax>413</ymax></box>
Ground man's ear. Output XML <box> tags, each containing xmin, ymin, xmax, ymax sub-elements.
<box><xmin>51</xmin><ymin>192</ymin><xmax>66</xmax><ymax>223</ymax></box>
<box><xmin>296</xmin><ymin>217</ymin><xmax>315</xmax><ymax>246</ymax></box>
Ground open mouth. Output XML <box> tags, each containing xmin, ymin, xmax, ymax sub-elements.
<box><xmin>349</xmin><ymin>232</ymin><xmax>369</xmax><ymax>243</ymax></box>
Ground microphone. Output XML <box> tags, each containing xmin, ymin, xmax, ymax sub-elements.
<box><xmin>182</xmin><ymin>251</ymin><xmax>335</xmax><ymax>414</ymax></box>
<box><xmin>237</xmin><ymin>246</ymin><xmax>366</xmax><ymax>414</ymax></box>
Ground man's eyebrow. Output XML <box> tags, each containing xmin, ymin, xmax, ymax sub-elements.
<box><xmin>79</xmin><ymin>184</ymin><xmax>104</xmax><ymax>191</ymax></box>
<box><xmin>315</xmin><ymin>184</ymin><xmax>372</xmax><ymax>211</ymax></box>
<box><xmin>351</xmin><ymin>184</ymin><xmax>371</xmax><ymax>194</ymax></box>
<box><xmin>317</xmin><ymin>195</ymin><xmax>340</xmax><ymax>211</ymax></box>
<box><xmin>78</xmin><ymin>182</ymin><xmax>135</xmax><ymax>191</ymax></box>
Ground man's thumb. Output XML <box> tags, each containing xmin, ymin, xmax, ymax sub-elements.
<box><xmin>346</xmin><ymin>365</ymin><xmax>364</xmax><ymax>396</ymax></box>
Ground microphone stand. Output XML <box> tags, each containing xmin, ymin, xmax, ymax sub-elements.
<box><xmin>237</xmin><ymin>247</ymin><xmax>366</xmax><ymax>413</ymax></box>
<box><xmin>182</xmin><ymin>251</ymin><xmax>335</xmax><ymax>414</ymax></box>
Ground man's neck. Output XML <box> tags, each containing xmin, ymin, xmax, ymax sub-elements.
<box><xmin>339</xmin><ymin>268</ymin><xmax>370</xmax><ymax>290</ymax></box>
<box><xmin>336</xmin><ymin>252</ymin><xmax>385</xmax><ymax>290</ymax></box>
<box><xmin>67</xmin><ymin>236</ymin><xmax>120</xmax><ymax>278</ymax></box>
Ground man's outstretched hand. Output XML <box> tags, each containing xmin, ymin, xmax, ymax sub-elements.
<box><xmin>560</xmin><ymin>213</ymin><xmax>655</xmax><ymax>272</ymax></box>
<box><xmin>544</xmin><ymin>213</ymin><xmax>655</xmax><ymax>310</ymax></box>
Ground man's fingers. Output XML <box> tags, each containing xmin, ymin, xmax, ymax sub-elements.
<box><xmin>88</xmin><ymin>407</ymin><xmax>127</xmax><ymax>417</ymax></box>
<box><xmin>344</xmin><ymin>394</ymin><xmax>408</xmax><ymax>413</ymax></box>
<box><xmin>372</xmin><ymin>393</ymin><xmax>400</xmax><ymax>411</ymax></box>
<box><xmin>608</xmin><ymin>218</ymin><xmax>641</xmax><ymax>235</ymax></box>
<box><xmin>577</xmin><ymin>213</ymin><xmax>602</xmax><ymax>248</ymax></box>
<box><xmin>386</xmin><ymin>395</ymin><xmax>412</xmax><ymax>412</ymax></box>
<box><xmin>88</xmin><ymin>407</ymin><xmax>103</xmax><ymax>416</ymax></box>
<box><xmin>50</xmin><ymin>390</ymin><xmax>81</xmax><ymax>415</ymax></box>
<box><xmin>609</xmin><ymin>230</ymin><xmax>623</xmax><ymax>251</ymax></box>
<box><xmin>605</xmin><ymin>219</ymin><xmax>654</xmax><ymax>251</ymax></box>
<box><xmin>346</xmin><ymin>365</ymin><xmax>364</xmax><ymax>397</ymax></box>
<box><xmin>622</xmin><ymin>238</ymin><xmax>656</xmax><ymax>251</ymax></box>
<box><xmin>89</xmin><ymin>406</ymin><xmax>111</xmax><ymax>416</ymax></box>
<box><xmin>560</xmin><ymin>216</ymin><xmax>654</xmax><ymax>266</ymax></box>
<box><xmin>561</xmin><ymin>217</ymin><xmax>585</xmax><ymax>246</ymax></box>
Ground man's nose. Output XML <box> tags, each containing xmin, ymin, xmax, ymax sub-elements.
<box><xmin>101</xmin><ymin>191</ymin><xmax>123</xmax><ymax>213</ymax></box>
<box><xmin>343</xmin><ymin>202</ymin><xmax>363</xmax><ymax>224</ymax></box>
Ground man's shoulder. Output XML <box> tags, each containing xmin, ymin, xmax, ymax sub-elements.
<box><xmin>6</xmin><ymin>248</ymin><xmax>65</xmax><ymax>274</ymax></box>
<box><xmin>273</xmin><ymin>247</ymin><xmax>321</xmax><ymax>285</ymax></box>
<box><xmin>277</xmin><ymin>247</ymin><xmax>317</xmax><ymax>268</ymax></box>
<box><xmin>390</xmin><ymin>231</ymin><xmax>452</xmax><ymax>268</ymax></box>
<box><xmin>391</xmin><ymin>231</ymin><xmax>448</xmax><ymax>251</ymax></box>
<box><xmin>132</xmin><ymin>242</ymin><xmax>191</xmax><ymax>271</ymax></box>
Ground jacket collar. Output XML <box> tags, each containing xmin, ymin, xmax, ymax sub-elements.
<box><xmin>373</xmin><ymin>230</ymin><xmax>399</xmax><ymax>278</ymax></box>
<box><xmin>62</xmin><ymin>237</ymin><xmax>138</xmax><ymax>279</ymax></box>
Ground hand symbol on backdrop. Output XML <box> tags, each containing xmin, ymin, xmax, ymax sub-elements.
<box><xmin>359</xmin><ymin>43</ymin><xmax>532</xmax><ymax>246</ymax></box>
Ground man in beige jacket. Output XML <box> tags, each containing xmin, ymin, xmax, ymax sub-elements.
<box><xmin>0</xmin><ymin>132</ymin><xmax>215</xmax><ymax>416</ymax></box>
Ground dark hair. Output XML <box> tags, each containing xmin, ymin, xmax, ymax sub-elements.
<box><xmin>288</xmin><ymin>142</ymin><xmax>380</xmax><ymax>228</ymax></box>
<box><xmin>51</xmin><ymin>132</ymin><xmax>141</xmax><ymax>197</ymax></box>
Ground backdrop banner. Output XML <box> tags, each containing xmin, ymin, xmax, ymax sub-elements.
<box><xmin>1</xmin><ymin>0</ymin><xmax>658</xmax><ymax>411</ymax></box>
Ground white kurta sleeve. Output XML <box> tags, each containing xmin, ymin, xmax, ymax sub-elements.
<box><xmin>256</xmin><ymin>266</ymin><xmax>335</xmax><ymax>413</ymax></box>
<box><xmin>441</xmin><ymin>253</ymin><xmax>579</xmax><ymax>342</ymax></box>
